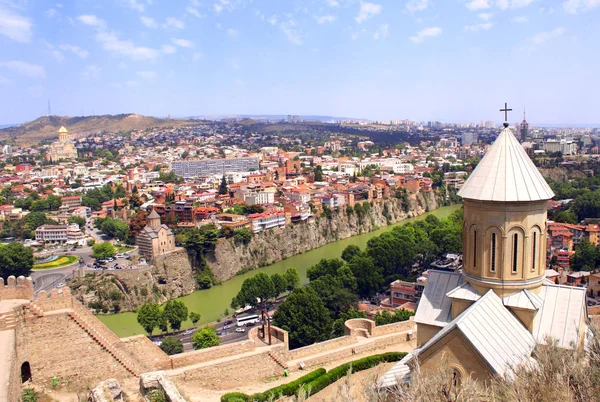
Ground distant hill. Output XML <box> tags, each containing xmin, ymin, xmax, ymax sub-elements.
<box><xmin>0</xmin><ymin>114</ymin><xmax>197</xmax><ymax>145</ymax></box>
<box><xmin>191</xmin><ymin>114</ymin><xmax>371</xmax><ymax>123</ymax></box>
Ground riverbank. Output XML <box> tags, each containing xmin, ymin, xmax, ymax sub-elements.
<box><xmin>98</xmin><ymin>204</ymin><xmax>462</xmax><ymax>337</ymax></box>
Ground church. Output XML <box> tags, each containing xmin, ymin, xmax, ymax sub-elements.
<box><xmin>46</xmin><ymin>126</ymin><xmax>78</xmax><ymax>162</ymax></box>
<box><xmin>380</xmin><ymin>114</ymin><xmax>589</xmax><ymax>387</ymax></box>
<box><xmin>136</xmin><ymin>209</ymin><xmax>175</xmax><ymax>260</ymax></box>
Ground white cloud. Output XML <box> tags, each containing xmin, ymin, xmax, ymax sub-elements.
<box><xmin>187</xmin><ymin>7</ymin><xmax>203</xmax><ymax>18</ymax></box>
<box><xmin>193</xmin><ymin>52</ymin><xmax>203</xmax><ymax>61</ymax></box>
<box><xmin>0</xmin><ymin>60</ymin><xmax>45</xmax><ymax>78</ymax></box>
<box><xmin>140</xmin><ymin>16</ymin><xmax>158</xmax><ymax>28</ymax></box>
<box><xmin>267</xmin><ymin>15</ymin><xmax>278</xmax><ymax>25</ymax></box>
<box><xmin>513</xmin><ymin>15</ymin><xmax>529</xmax><ymax>22</ymax></box>
<box><xmin>172</xmin><ymin>38</ymin><xmax>194</xmax><ymax>48</ymax></box>
<box><xmin>0</xmin><ymin>5</ymin><xmax>32</xmax><ymax>43</ymax></box>
<box><xmin>409</xmin><ymin>26</ymin><xmax>442</xmax><ymax>43</ymax></box>
<box><xmin>214</xmin><ymin>3</ymin><xmax>224</xmax><ymax>13</ymax></box>
<box><xmin>279</xmin><ymin>18</ymin><xmax>303</xmax><ymax>45</ymax></box>
<box><xmin>406</xmin><ymin>0</ymin><xmax>429</xmax><ymax>12</ymax></box>
<box><xmin>478</xmin><ymin>12</ymin><xmax>493</xmax><ymax>20</ymax></box>
<box><xmin>0</xmin><ymin>75</ymin><xmax>10</xmax><ymax>85</ymax></box>
<box><xmin>125</xmin><ymin>80</ymin><xmax>139</xmax><ymax>87</ymax></box>
<box><xmin>326</xmin><ymin>0</ymin><xmax>340</xmax><ymax>6</ymax></box>
<box><xmin>315</xmin><ymin>15</ymin><xmax>336</xmax><ymax>24</ymax></box>
<box><xmin>563</xmin><ymin>0</ymin><xmax>600</xmax><ymax>13</ymax></box>
<box><xmin>124</xmin><ymin>0</ymin><xmax>149</xmax><ymax>13</ymax></box>
<box><xmin>373</xmin><ymin>23</ymin><xmax>389</xmax><ymax>39</ymax></box>
<box><xmin>496</xmin><ymin>0</ymin><xmax>535</xmax><ymax>9</ymax></box>
<box><xmin>96</xmin><ymin>31</ymin><xmax>159</xmax><ymax>60</ymax></box>
<box><xmin>231</xmin><ymin>59</ymin><xmax>240</xmax><ymax>70</ymax></box>
<box><xmin>465</xmin><ymin>0</ymin><xmax>491</xmax><ymax>10</ymax></box>
<box><xmin>530</xmin><ymin>27</ymin><xmax>565</xmax><ymax>45</ymax></box>
<box><xmin>164</xmin><ymin>17</ymin><xmax>185</xmax><ymax>30</ymax></box>
<box><xmin>81</xmin><ymin>64</ymin><xmax>101</xmax><ymax>80</ymax></box>
<box><xmin>465</xmin><ymin>22</ymin><xmax>494</xmax><ymax>31</ymax></box>
<box><xmin>59</xmin><ymin>44</ymin><xmax>89</xmax><ymax>58</ymax></box>
<box><xmin>162</xmin><ymin>44</ymin><xmax>176</xmax><ymax>54</ymax></box>
<box><xmin>355</xmin><ymin>2</ymin><xmax>382</xmax><ymax>23</ymax></box>
<box><xmin>46</xmin><ymin>8</ymin><xmax>58</xmax><ymax>18</ymax></box>
<box><xmin>78</xmin><ymin>15</ymin><xmax>106</xmax><ymax>29</ymax></box>
<box><xmin>136</xmin><ymin>70</ymin><xmax>157</xmax><ymax>79</ymax></box>
<box><xmin>227</xmin><ymin>28</ymin><xmax>238</xmax><ymax>38</ymax></box>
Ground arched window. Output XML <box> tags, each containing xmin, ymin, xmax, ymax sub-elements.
<box><xmin>491</xmin><ymin>233</ymin><xmax>497</xmax><ymax>272</ymax></box>
<box><xmin>21</xmin><ymin>362</ymin><xmax>31</xmax><ymax>383</ymax></box>
<box><xmin>512</xmin><ymin>233</ymin><xmax>519</xmax><ymax>273</ymax></box>
<box><xmin>473</xmin><ymin>230</ymin><xmax>477</xmax><ymax>268</ymax></box>
<box><xmin>532</xmin><ymin>231</ymin><xmax>537</xmax><ymax>272</ymax></box>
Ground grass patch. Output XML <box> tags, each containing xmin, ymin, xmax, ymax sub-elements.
<box><xmin>115</xmin><ymin>245</ymin><xmax>134</xmax><ymax>253</ymax></box>
<box><xmin>33</xmin><ymin>255</ymin><xmax>78</xmax><ymax>270</ymax></box>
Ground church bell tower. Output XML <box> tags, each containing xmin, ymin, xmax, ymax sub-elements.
<box><xmin>457</xmin><ymin>104</ymin><xmax>554</xmax><ymax>297</ymax></box>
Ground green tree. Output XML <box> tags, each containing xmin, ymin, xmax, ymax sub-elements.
<box><xmin>219</xmin><ymin>175</ymin><xmax>229</xmax><ymax>195</ymax></box>
<box><xmin>67</xmin><ymin>215</ymin><xmax>86</xmax><ymax>228</ymax></box>
<box><xmin>341</xmin><ymin>244</ymin><xmax>361</xmax><ymax>262</ymax></box>
<box><xmin>92</xmin><ymin>242</ymin><xmax>116</xmax><ymax>260</ymax></box>
<box><xmin>554</xmin><ymin>210</ymin><xmax>579</xmax><ymax>224</ymax></box>
<box><xmin>314</xmin><ymin>165</ymin><xmax>324</xmax><ymax>182</ymax></box>
<box><xmin>332</xmin><ymin>309</ymin><xmax>367</xmax><ymax>337</ymax></box>
<box><xmin>273</xmin><ymin>287</ymin><xmax>332</xmax><ymax>349</ymax></box>
<box><xmin>136</xmin><ymin>303</ymin><xmax>161</xmax><ymax>335</ymax></box>
<box><xmin>271</xmin><ymin>273</ymin><xmax>287</xmax><ymax>298</ymax></box>
<box><xmin>162</xmin><ymin>300</ymin><xmax>189</xmax><ymax>331</ymax></box>
<box><xmin>159</xmin><ymin>336</ymin><xmax>183</xmax><ymax>355</ymax></box>
<box><xmin>571</xmin><ymin>240</ymin><xmax>600</xmax><ymax>272</ymax></box>
<box><xmin>191</xmin><ymin>326</ymin><xmax>220</xmax><ymax>349</ymax></box>
<box><xmin>189</xmin><ymin>312</ymin><xmax>201</xmax><ymax>327</ymax></box>
<box><xmin>374</xmin><ymin>309</ymin><xmax>415</xmax><ymax>325</ymax></box>
<box><xmin>231</xmin><ymin>272</ymin><xmax>276</xmax><ymax>309</ymax></box>
<box><xmin>308</xmin><ymin>274</ymin><xmax>358</xmax><ymax>318</ymax></box>
<box><xmin>306</xmin><ymin>258</ymin><xmax>345</xmax><ymax>281</ymax></box>
<box><xmin>0</xmin><ymin>242</ymin><xmax>33</xmax><ymax>279</ymax></box>
<box><xmin>158</xmin><ymin>314</ymin><xmax>169</xmax><ymax>333</ymax></box>
<box><xmin>282</xmin><ymin>267</ymin><xmax>300</xmax><ymax>292</ymax></box>
<box><xmin>23</xmin><ymin>212</ymin><xmax>53</xmax><ymax>231</ymax></box>
<box><xmin>233</xmin><ymin>227</ymin><xmax>252</xmax><ymax>244</ymax></box>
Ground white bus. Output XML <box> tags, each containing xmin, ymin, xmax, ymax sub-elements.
<box><xmin>237</xmin><ymin>314</ymin><xmax>260</xmax><ymax>327</ymax></box>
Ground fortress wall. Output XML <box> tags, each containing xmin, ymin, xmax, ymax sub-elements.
<box><xmin>173</xmin><ymin>350</ymin><xmax>282</xmax><ymax>391</ymax></box>
<box><xmin>371</xmin><ymin>319</ymin><xmax>415</xmax><ymax>337</ymax></box>
<box><xmin>34</xmin><ymin>287</ymin><xmax>74</xmax><ymax>312</ymax></box>
<box><xmin>121</xmin><ymin>335</ymin><xmax>171</xmax><ymax>371</ymax></box>
<box><xmin>0</xmin><ymin>276</ymin><xmax>34</xmax><ymax>301</ymax></box>
<box><xmin>344</xmin><ymin>318</ymin><xmax>376</xmax><ymax>336</ymax></box>
<box><xmin>18</xmin><ymin>313</ymin><xmax>131</xmax><ymax>388</ymax></box>
<box><xmin>287</xmin><ymin>335</ymin><xmax>357</xmax><ymax>361</ymax></box>
<box><xmin>170</xmin><ymin>339</ymin><xmax>256</xmax><ymax>369</ymax></box>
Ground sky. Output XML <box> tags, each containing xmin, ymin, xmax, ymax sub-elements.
<box><xmin>0</xmin><ymin>0</ymin><xmax>599</xmax><ymax>126</ymax></box>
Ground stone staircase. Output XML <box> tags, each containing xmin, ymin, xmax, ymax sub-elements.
<box><xmin>0</xmin><ymin>311</ymin><xmax>16</xmax><ymax>330</ymax></box>
<box><xmin>67</xmin><ymin>310</ymin><xmax>140</xmax><ymax>376</ymax></box>
<box><xmin>268</xmin><ymin>350</ymin><xmax>289</xmax><ymax>370</ymax></box>
<box><xmin>28</xmin><ymin>303</ymin><xmax>44</xmax><ymax>318</ymax></box>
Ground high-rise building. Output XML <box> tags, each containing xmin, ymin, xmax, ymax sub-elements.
<box><xmin>171</xmin><ymin>157</ymin><xmax>259</xmax><ymax>177</ymax></box>
<box><xmin>520</xmin><ymin>108</ymin><xmax>529</xmax><ymax>142</ymax></box>
<box><xmin>462</xmin><ymin>131</ymin><xmax>478</xmax><ymax>145</ymax></box>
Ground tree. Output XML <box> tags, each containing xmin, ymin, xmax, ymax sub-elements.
<box><xmin>341</xmin><ymin>244</ymin><xmax>361</xmax><ymax>262</ymax></box>
<box><xmin>374</xmin><ymin>309</ymin><xmax>415</xmax><ymax>325</ymax></box>
<box><xmin>314</xmin><ymin>166</ymin><xmax>324</xmax><ymax>182</ymax></box>
<box><xmin>162</xmin><ymin>300</ymin><xmax>189</xmax><ymax>331</ymax></box>
<box><xmin>158</xmin><ymin>314</ymin><xmax>169</xmax><ymax>333</ymax></box>
<box><xmin>159</xmin><ymin>336</ymin><xmax>183</xmax><ymax>355</ymax></box>
<box><xmin>347</xmin><ymin>255</ymin><xmax>384</xmax><ymax>298</ymax></box>
<box><xmin>571</xmin><ymin>240</ymin><xmax>600</xmax><ymax>272</ymax></box>
<box><xmin>92</xmin><ymin>242</ymin><xmax>116</xmax><ymax>260</ymax></box>
<box><xmin>67</xmin><ymin>216</ymin><xmax>86</xmax><ymax>228</ymax></box>
<box><xmin>137</xmin><ymin>303</ymin><xmax>161</xmax><ymax>335</ymax></box>
<box><xmin>271</xmin><ymin>273</ymin><xmax>287</xmax><ymax>298</ymax></box>
<box><xmin>218</xmin><ymin>175</ymin><xmax>229</xmax><ymax>195</ymax></box>
<box><xmin>273</xmin><ymin>287</ymin><xmax>332</xmax><ymax>349</ymax></box>
<box><xmin>332</xmin><ymin>309</ymin><xmax>367</xmax><ymax>337</ymax></box>
<box><xmin>282</xmin><ymin>267</ymin><xmax>300</xmax><ymax>292</ymax></box>
<box><xmin>191</xmin><ymin>326</ymin><xmax>220</xmax><ymax>349</ymax></box>
<box><xmin>0</xmin><ymin>242</ymin><xmax>34</xmax><ymax>279</ymax></box>
<box><xmin>306</xmin><ymin>258</ymin><xmax>345</xmax><ymax>281</ymax></box>
<box><xmin>24</xmin><ymin>212</ymin><xmax>53</xmax><ymax>231</ymax></box>
<box><xmin>233</xmin><ymin>228</ymin><xmax>252</xmax><ymax>244</ymax></box>
<box><xmin>189</xmin><ymin>312</ymin><xmax>201</xmax><ymax>327</ymax></box>
<box><xmin>554</xmin><ymin>210</ymin><xmax>579</xmax><ymax>224</ymax></box>
<box><xmin>231</xmin><ymin>272</ymin><xmax>276</xmax><ymax>309</ymax></box>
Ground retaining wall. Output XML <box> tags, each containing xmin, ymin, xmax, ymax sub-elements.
<box><xmin>170</xmin><ymin>340</ymin><xmax>256</xmax><ymax>369</ymax></box>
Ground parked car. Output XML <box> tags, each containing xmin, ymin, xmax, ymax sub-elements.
<box><xmin>184</xmin><ymin>329</ymin><xmax>194</xmax><ymax>335</ymax></box>
<box><xmin>223</xmin><ymin>324</ymin><xmax>231</xmax><ymax>330</ymax></box>
<box><xmin>235</xmin><ymin>328</ymin><xmax>246</xmax><ymax>333</ymax></box>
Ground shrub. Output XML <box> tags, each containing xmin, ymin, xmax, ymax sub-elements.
<box><xmin>147</xmin><ymin>388</ymin><xmax>166</xmax><ymax>402</ymax></box>
<box><xmin>22</xmin><ymin>388</ymin><xmax>38</xmax><ymax>402</ymax></box>
<box><xmin>300</xmin><ymin>352</ymin><xmax>405</xmax><ymax>396</ymax></box>
<box><xmin>159</xmin><ymin>336</ymin><xmax>184</xmax><ymax>355</ymax></box>
<box><xmin>220</xmin><ymin>392</ymin><xmax>249</xmax><ymax>402</ymax></box>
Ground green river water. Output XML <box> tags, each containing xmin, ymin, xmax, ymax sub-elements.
<box><xmin>98</xmin><ymin>204</ymin><xmax>462</xmax><ymax>337</ymax></box>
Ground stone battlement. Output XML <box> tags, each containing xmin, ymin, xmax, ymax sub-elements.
<box><xmin>33</xmin><ymin>287</ymin><xmax>74</xmax><ymax>312</ymax></box>
<box><xmin>0</xmin><ymin>276</ymin><xmax>34</xmax><ymax>301</ymax></box>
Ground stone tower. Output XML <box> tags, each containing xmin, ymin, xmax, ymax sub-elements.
<box><xmin>148</xmin><ymin>209</ymin><xmax>161</xmax><ymax>229</ymax></box>
<box><xmin>457</xmin><ymin>124</ymin><xmax>554</xmax><ymax>297</ymax></box>
<box><xmin>519</xmin><ymin>108</ymin><xmax>529</xmax><ymax>142</ymax></box>
<box><xmin>58</xmin><ymin>126</ymin><xmax>69</xmax><ymax>142</ymax></box>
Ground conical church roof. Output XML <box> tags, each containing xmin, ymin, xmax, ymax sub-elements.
<box><xmin>458</xmin><ymin>127</ymin><xmax>554</xmax><ymax>202</ymax></box>
<box><xmin>148</xmin><ymin>209</ymin><xmax>160</xmax><ymax>219</ymax></box>
<box><xmin>58</xmin><ymin>126</ymin><xmax>68</xmax><ymax>133</ymax></box>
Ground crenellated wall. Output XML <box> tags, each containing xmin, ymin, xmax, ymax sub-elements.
<box><xmin>0</xmin><ymin>275</ymin><xmax>34</xmax><ymax>301</ymax></box>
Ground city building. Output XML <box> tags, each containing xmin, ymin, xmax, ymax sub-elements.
<box><xmin>381</xmin><ymin>123</ymin><xmax>587</xmax><ymax>388</ymax></box>
<box><xmin>233</xmin><ymin>184</ymin><xmax>275</xmax><ymax>205</ymax></box>
<box><xmin>60</xmin><ymin>195</ymin><xmax>82</xmax><ymax>209</ymax></box>
<box><xmin>171</xmin><ymin>157</ymin><xmax>259</xmax><ymax>177</ymax></box>
<box><xmin>519</xmin><ymin>108</ymin><xmax>529</xmax><ymax>142</ymax></box>
<box><xmin>46</xmin><ymin>126</ymin><xmax>78</xmax><ymax>162</ymax></box>
<box><xmin>136</xmin><ymin>209</ymin><xmax>175</xmax><ymax>260</ymax></box>
<box><xmin>248</xmin><ymin>211</ymin><xmax>286</xmax><ymax>233</ymax></box>
<box><xmin>35</xmin><ymin>224</ymin><xmax>83</xmax><ymax>243</ymax></box>
<box><xmin>461</xmin><ymin>132</ymin><xmax>478</xmax><ymax>145</ymax></box>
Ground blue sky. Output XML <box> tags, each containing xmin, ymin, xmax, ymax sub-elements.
<box><xmin>0</xmin><ymin>0</ymin><xmax>599</xmax><ymax>126</ymax></box>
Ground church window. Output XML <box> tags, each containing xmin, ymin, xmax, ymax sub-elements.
<box><xmin>532</xmin><ymin>231</ymin><xmax>537</xmax><ymax>272</ymax></box>
<box><xmin>473</xmin><ymin>231</ymin><xmax>477</xmax><ymax>268</ymax></box>
<box><xmin>512</xmin><ymin>233</ymin><xmax>519</xmax><ymax>273</ymax></box>
<box><xmin>491</xmin><ymin>233</ymin><xmax>497</xmax><ymax>272</ymax></box>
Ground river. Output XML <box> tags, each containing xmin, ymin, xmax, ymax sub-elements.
<box><xmin>98</xmin><ymin>204</ymin><xmax>462</xmax><ymax>337</ymax></box>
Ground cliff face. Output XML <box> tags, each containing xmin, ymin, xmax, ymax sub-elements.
<box><xmin>207</xmin><ymin>190</ymin><xmax>443</xmax><ymax>281</ymax></box>
<box><xmin>69</xmin><ymin>249</ymin><xmax>196</xmax><ymax>312</ymax></box>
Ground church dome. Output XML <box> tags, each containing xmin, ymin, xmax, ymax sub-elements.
<box><xmin>458</xmin><ymin>127</ymin><xmax>554</xmax><ymax>202</ymax></box>
<box><xmin>58</xmin><ymin>126</ymin><xmax>68</xmax><ymax>133</ymax></box>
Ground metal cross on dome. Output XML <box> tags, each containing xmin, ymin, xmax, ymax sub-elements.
<box><xmin>500</xmin><ymin>102</ymin><xmax>512</xmax><ymax>122</ymax></box>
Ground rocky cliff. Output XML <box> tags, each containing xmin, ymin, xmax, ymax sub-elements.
<box><xmin>207</xmin><ymin>190</ymin><xmax>444</xmax><ymax>281</ymax></box>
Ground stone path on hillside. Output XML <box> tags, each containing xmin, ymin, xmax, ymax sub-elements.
<box><xmin>176</xmin><ymin>340</ymin><xmax>415</xmax><ymax>402</ymax></box>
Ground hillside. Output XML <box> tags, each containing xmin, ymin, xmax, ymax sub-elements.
<box><xmin>0</xmin><ymin>114</ymin><xmax>198</xmax><ymax>144</ymax></box>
